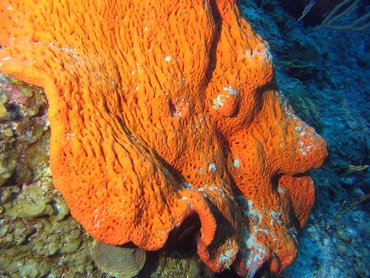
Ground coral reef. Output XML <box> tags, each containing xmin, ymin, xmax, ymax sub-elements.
<box><xmin>0</xmin><ymin>73</ymin><xmax>99</xmax><ymax>277</ymax></box>
<box><xmin>0</xmin><ymin>0</ymin><xmax>327</xmax><ymax>276</ymax></box>
<box><xmin>141</xmin><ymin>255</ymin><xmax>206</xmax><ymax>278</ymax></box>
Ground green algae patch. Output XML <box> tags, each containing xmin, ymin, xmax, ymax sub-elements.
<box><xmin>0</xmin><ymin>91</ymin><xmax>9</xmax><ymax>120</ymax></box>
<box><xmin>4</xmin><ymin>184</ymin><xmax>53</xmax><ymax>219</ymax></box>
<box><xmin>0</xmin><ymin>158</ymin><xmax>15</xmax><ymax>186</ymax></box>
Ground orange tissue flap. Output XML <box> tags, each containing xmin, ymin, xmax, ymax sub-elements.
<box><xmin>0</xmin><ymin>0</ymin><xmax>327</xmax><ymax>275</ymax></box>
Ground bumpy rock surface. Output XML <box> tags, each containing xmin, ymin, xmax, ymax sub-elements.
<box><xmin>0</xmin><ymin>73</ymin><xmax>98</xmax><ymax>277</ymax></box>
<box><xmin>0</xmin><ymin>1</ymin><xmax>327</xmax><ymax>276</ymax></box>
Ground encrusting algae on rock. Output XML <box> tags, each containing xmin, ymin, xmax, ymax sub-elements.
<box><xmin>0</xmin><ymin>74</ymin><xmax>98</xmax><ymax>277</ymax></box>
<box><xmin>0</xmin><ymin>0</ymin><xmax>327</xmax><ymax>276</ymax></box>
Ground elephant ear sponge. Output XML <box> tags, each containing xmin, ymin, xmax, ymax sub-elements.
<box><xmin>0</xmin><ymin>0</ymin><xmax>327</xmax><ymax>276</ymax></box>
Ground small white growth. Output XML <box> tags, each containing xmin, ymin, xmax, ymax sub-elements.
<box><xmin>61</xmin><ymin>47</ymin><xmax>76</xmax><ymax>54</ymax></box>
<box><xmin>288</xmin><ymin>227</ymin><xmax>298</xmax><ymax>239</ymax></box>
<box><xmin>218</xmin><ymin>239</ymin><xmax>236</xmax><ymax>267</ymax></box>
<box><xmin>279</xmin><ymin>137</ymin><xmax>286</xmax><ymax>149</ymax></box>
<box><xmin>135</xmin><ymin>86</ymin><xmax>140</xmax><ymax>91</ymax></box>
<box><xmin>48</xmin><ymin>42</ymin><xmax>80</xmax><ymax>62</ymax></box>
<box><xmin>246</xmin><ymin>209</ymin><xmax>262</xmax><ymax>226</ymax></box>
<box><xmin>294</xmin><ymin>120</ymin><xmax>316</xmax><ymax>156</ymax></box>
<box><xmin>208</xmin><ymin>163</ymin><xmax>217</xmax><ymax>173</ymax></box>
<box><xmin>197</xmin><ymin>184</ymin><xmax>228</xmax><ymax>199</ymax></box>
<box><xmin>1</xmin><ymin>57</ymin><xmax>10</xmax><ymax>61</ymax></box>
<box><xmin>253</xmin><ymin>42</ymin><xmax>273</xmax><ymax>61</ymax></box>
<box><xmin>197</xmin><ymin>185</ymin><xmax>205</xmax><ymax>192</ymax></box>
<box><xmin>65</xmin><ymin>132</ymin><xmax>75</xmax><ymax>142</ymax></box>
<box><xmin>233</xmin><ymin>159</ymin><xmax>241</xmax><ymax>169</ymax></box>
<box><xmin>198</xmin><ymin>167</ymin><xmax>203</xmax><ymax>174</ymax></box>
<box><xmin>7</xmin><ymin>5</ymin><xmax>13</xmax><ymax>10</ymax></box>
<box><xmin>109</xmin><ymin>79</ymin><xmax>117</xmax><ymax>88</ymax></box>
<box><xmin>245</xmin><ymin>200</ymin><xmax>262</xmax><ymax>226</ymax></box>
<box><xmin>201</xmin><ymin>192</ymin><xmax>208</xmax><ymax>198</ymax></box>
<box><xmin>270</xmin><ymin>211</ymin><xmax>283</xmax><ymax>225</ymax></box>
<box><xmin>164</xmin><ymin>55</ymin><xmax>172</xmax><ymax>62</ymax></box>
<box><xmin>171</xmin><ymin>98</ymin><xmax>189</xmax><ymax>118</ymax></box>
<box><xmin>246</xmin><ymin>229</ymin><xmax>269</xmax><ymax>254</ymax></box>
<box><xmin>181</xmin><ymin>182</ymin><xmax>192</xmax><ymax>189</ymax></box>
<box><xmin>212</xmin><ymin>94</ymin><xmax>224</xmax><ymax>110</ymax></box>
<box><xmin>93</xmin><ymin>209</ymin><xmax>101</xmax><ymax>228</ymax></box>
<box><xmin>277</xmin><ymin>186</ymin><xmax>286</xmax><ymax>194</ymax></box>
<box><xmin>223</xmin><ymin>86</ymin><xmax>239</xmax><ymax>96</ymax></box>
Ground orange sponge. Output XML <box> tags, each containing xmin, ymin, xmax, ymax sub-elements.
<box><xmin>0</xmin><ymin>0</ymin><xmax>327</xmax><ymax>275</ymax></box>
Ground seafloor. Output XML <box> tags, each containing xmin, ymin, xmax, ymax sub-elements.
<box><xmin>0</xmin><ymin>1</ymin><xmax>369</xmax><ymax>277</ymax></box>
